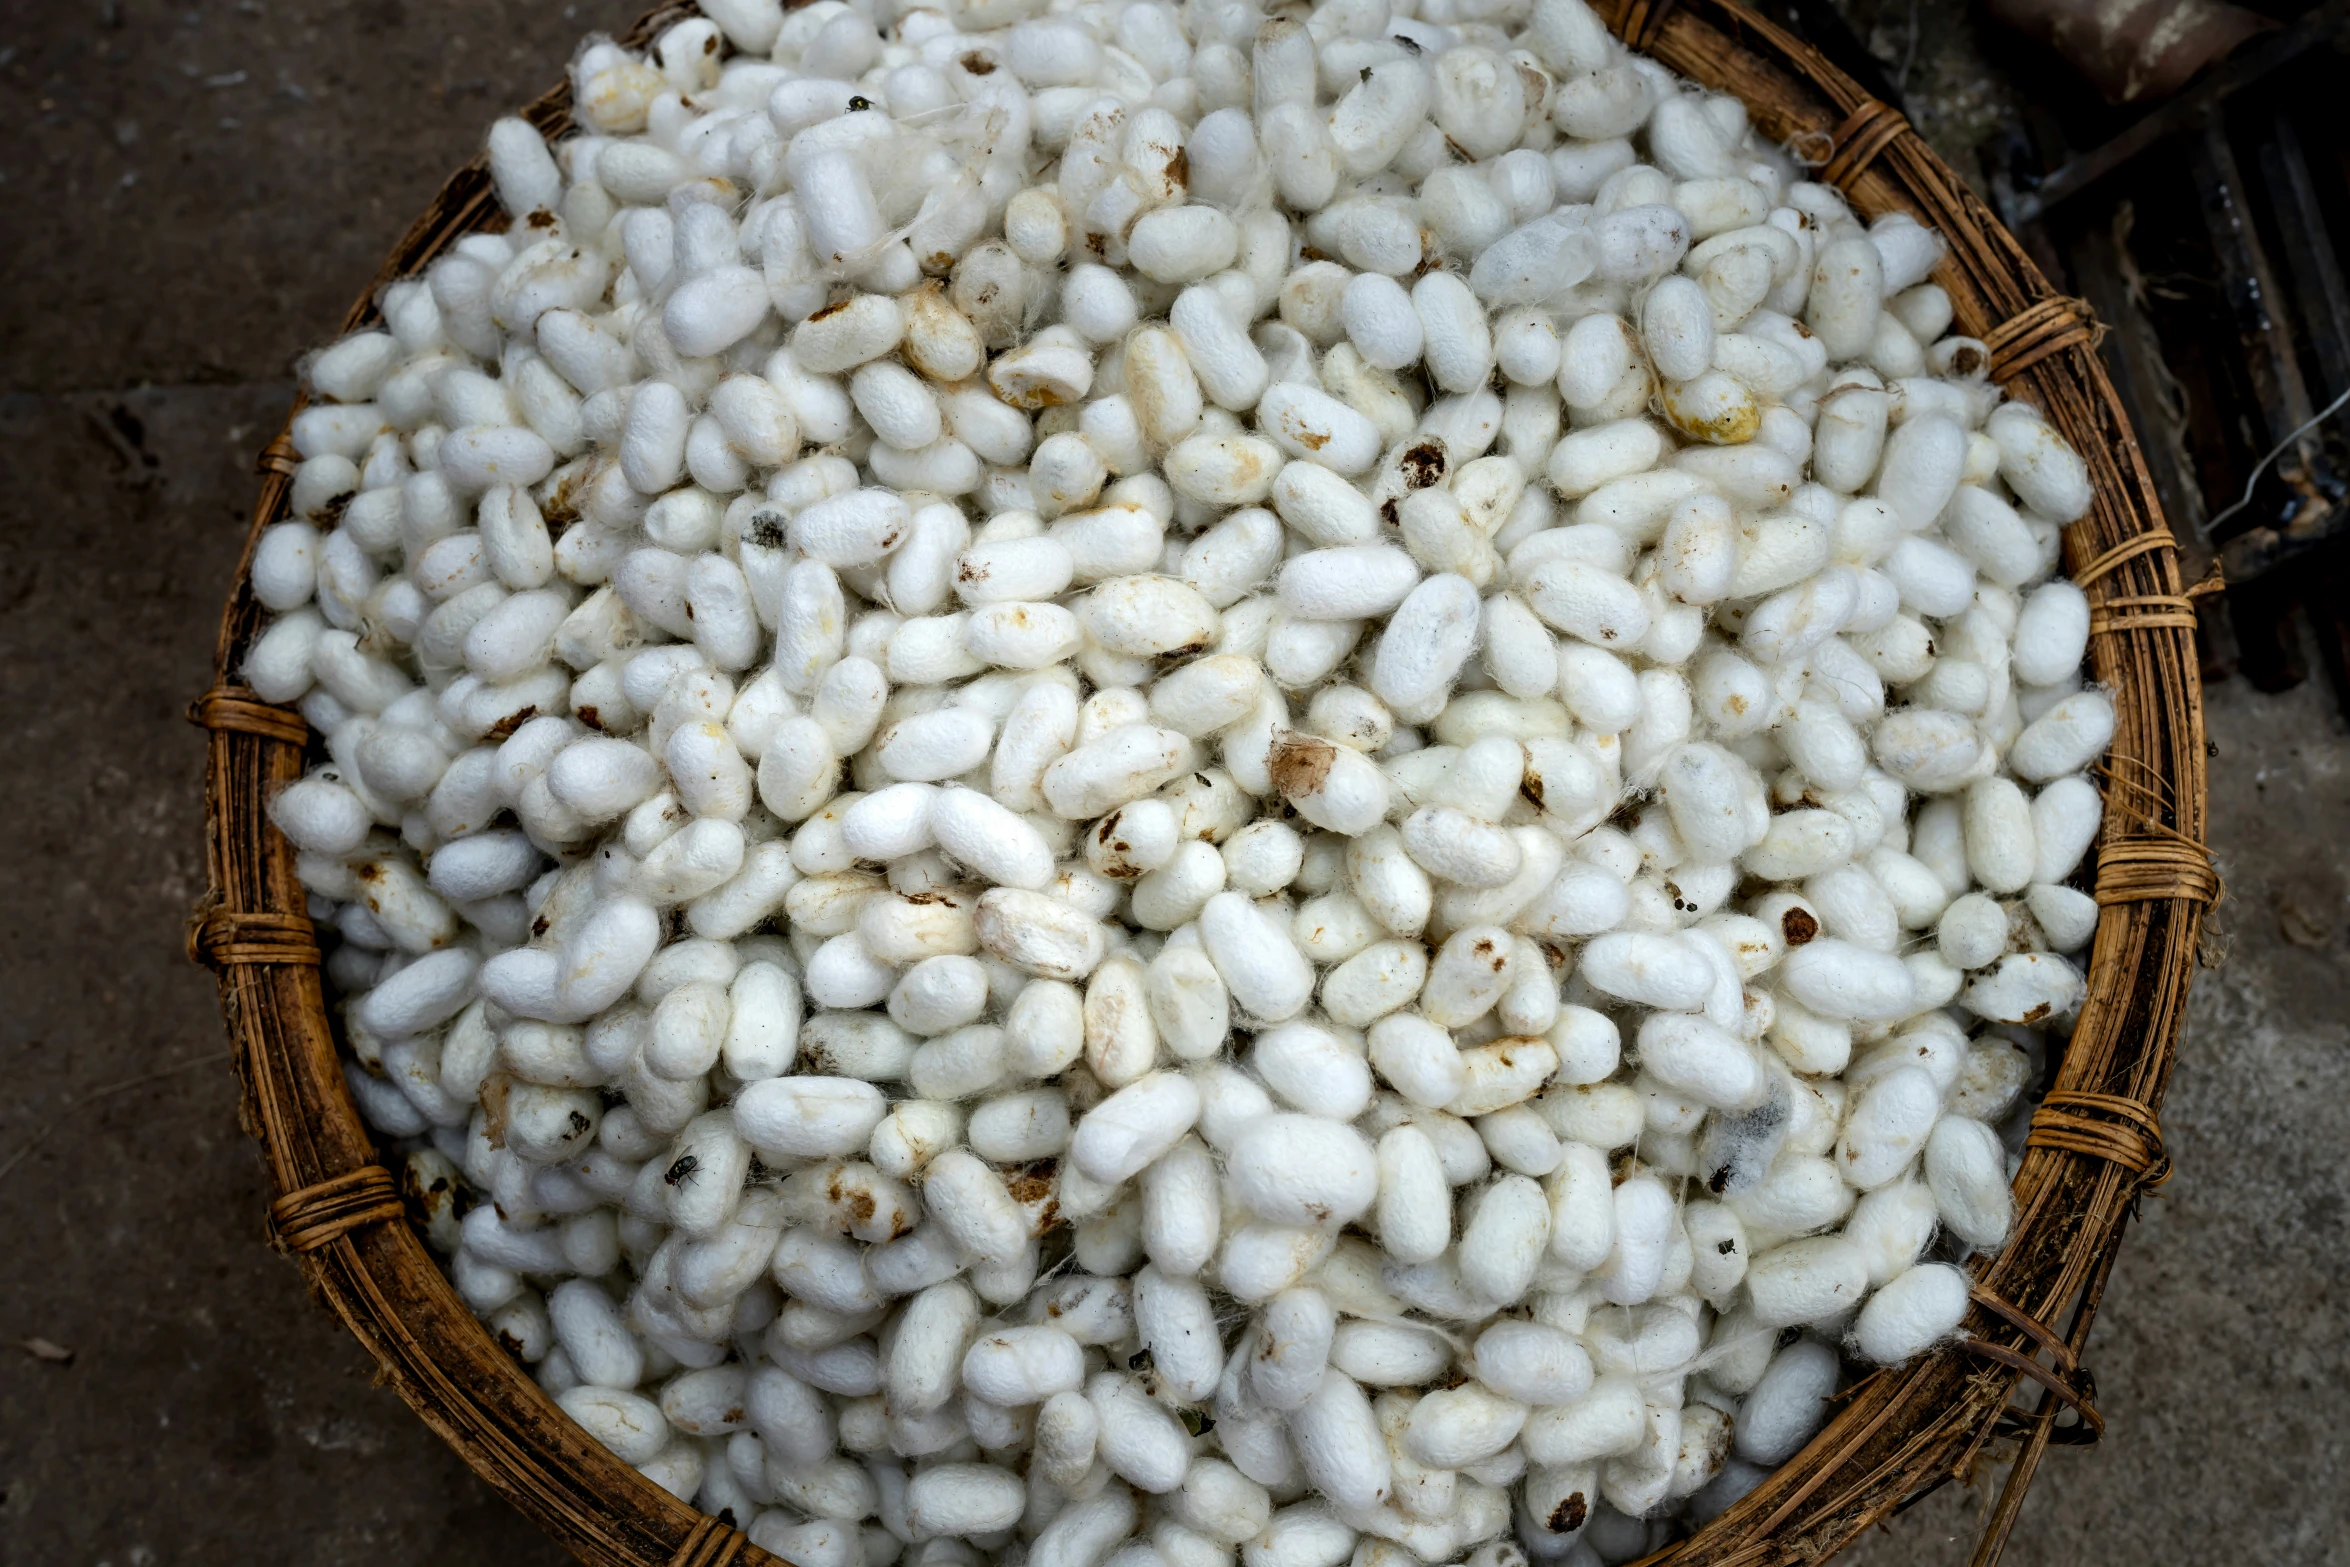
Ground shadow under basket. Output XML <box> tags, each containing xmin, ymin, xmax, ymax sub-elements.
<box><xmin>190</xmin><ymin>2</ymin><xmax>2217</xmax><ymax>1563</ymax></box>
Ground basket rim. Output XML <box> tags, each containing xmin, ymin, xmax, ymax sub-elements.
<box><xmin>193</xmin><ymin>3</ymin><xmax>2213</xmax><ymax>1564</ymax></box>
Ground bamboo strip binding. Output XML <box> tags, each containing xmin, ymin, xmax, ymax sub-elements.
<box><xmin>190</xmin><ymin>0</ymin><xmax>2207</xmax><ymax>1563</ymax></box>
<box><xmin>1985</xmin><ymin>296</ymin><xmax>2107</xmax><ymax>383</ymax></box>
<box><xmin>669</xmin><ymin>1515</ymin><xmax>754</xmax><ymax>1567</ymax></box>
<box><xmin>271</xmin><ymin>1165</ymin><xmax>409</xmax><ymax>1253</ymax></box>
<box><xmin>189</xmin><ymin>686</ymin><xmax>311</xmax><ymax>745</ymax></box>
<box><xmin>2094</xmin><ymin>838</ymin><xmax>2222</xmax><ymax>905</ymax></box>
<box><xmin>2070</xmin><ymin>528</ymin><xmax>2180</xmax><ymax>587</ymax></box>
<box><xmin>1817</xmin><ymin>99</ymin><xmax>1912</xmax><ymax>191</ymax></box>
<box><xmin>2026</xmin><ymin>1091</ymin><xmax>2171</xmax><ymax>1183</ymax></box>
<box><xmin>188</xmin><ymin>906</ymin><xmax>322</xmax><ymax>968</ymax></box>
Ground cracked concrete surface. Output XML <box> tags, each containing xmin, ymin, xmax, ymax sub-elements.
<box><xmin>0</xmin><ymin>2</ymin><xmax>2343</xmax><ymax>1563</ymax></box>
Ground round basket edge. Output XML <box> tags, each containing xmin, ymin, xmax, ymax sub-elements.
<box><xmin>192</xmin><ymin>4</ymin><xmax>2216</xmax><ymax>1565</ymax></box>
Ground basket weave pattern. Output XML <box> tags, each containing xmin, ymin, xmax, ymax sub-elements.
<box><xmin>192</xmin><ymin>3</ymin><xmax>2212</xmax><ymax>1563</ymax></box>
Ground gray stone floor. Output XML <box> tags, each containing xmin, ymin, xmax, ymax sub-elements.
<box><xmin>1</xmin><ymin>2</ymin><xmax>2343</xmax><ymax>1563</ymax></box>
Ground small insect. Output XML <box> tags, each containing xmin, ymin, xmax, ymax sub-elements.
<box><xmin>847</xmin><ymin>94</ymin><xmax>874</xmax><ymax>111</ymax></box>
<box><xmin>665</xmin><ymin>1154</ymin><xmax>700</xmax><ymax>1187</ymax></box>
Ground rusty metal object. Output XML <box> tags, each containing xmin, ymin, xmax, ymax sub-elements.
<box><xmin>1986</xmin><ymin>0</ymin><xmax>2272</xmax><ymax>102</ymax></box>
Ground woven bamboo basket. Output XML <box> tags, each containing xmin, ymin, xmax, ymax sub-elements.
<box><xmin>192</xmin><ymin>1</ymin><xmax>2216</xmax><ymax>1562</ymax></box>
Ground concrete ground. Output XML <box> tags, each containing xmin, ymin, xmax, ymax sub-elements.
<box><xmin>0</xmin><ymin>2</ymin><xmax>2343</xmax><ymax>1564</ymax></box>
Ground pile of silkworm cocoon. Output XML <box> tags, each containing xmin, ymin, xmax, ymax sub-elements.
<box><xmin>243</xmin><ymin>0</ymin><xmax>2115</xmax><ymax>1555</ymax></box>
